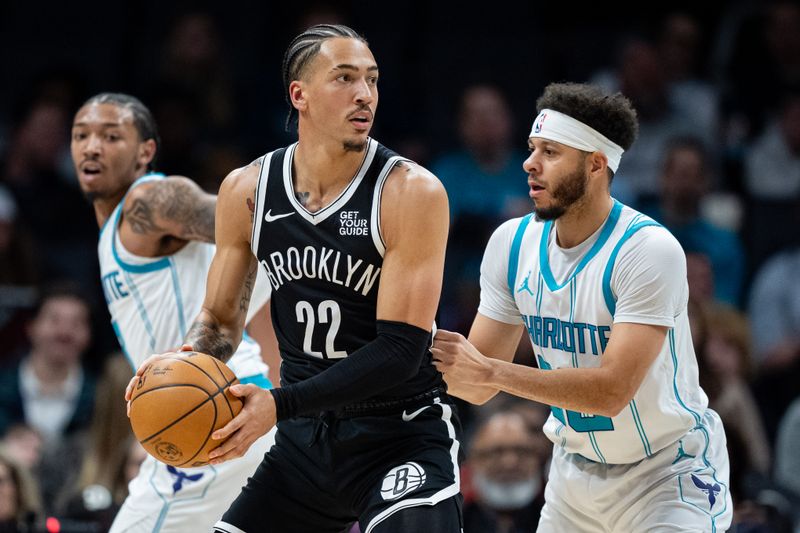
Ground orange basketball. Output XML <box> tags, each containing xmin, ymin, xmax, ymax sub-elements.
<box><xmin>129</xmin><ymin>351</ymin><xmax>242</xmax><ymax>468</ymax></box>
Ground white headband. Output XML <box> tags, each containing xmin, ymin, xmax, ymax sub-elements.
<box><xmin>529</xmin><ymin>109</ymin><xmax>624</xmax><ymax>172</ymax></box>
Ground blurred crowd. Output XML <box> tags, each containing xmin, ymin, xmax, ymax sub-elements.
<box><xmin>1</xmin><ymin>1</ymin><xmax>799</xmax><ymax>532</ymax></box>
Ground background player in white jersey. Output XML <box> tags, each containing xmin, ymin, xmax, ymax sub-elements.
<box><xmin>71</xmin><ymin>93</ymin><xmax>279</xmax><ymax>532</ymax></box>
<box><xmin>432</xmin><ymin>82</ymin><xmax>732</xmax><ymax>532</ymax></box>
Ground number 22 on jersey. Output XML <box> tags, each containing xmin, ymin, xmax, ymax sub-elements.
<box><xmin>296</xmin><ymin>300</ymin><xmax>347</xmax><ymax>359</ymax></box>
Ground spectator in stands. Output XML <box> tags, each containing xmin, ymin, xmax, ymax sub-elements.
<box><xmin>432</xmin><ymin>83</ymin><xmax>529</xmax><ymax>332</ymax></box>
<box><xmin>641</xmin><ymin>136</ymin><xmax>745</xmax><ymax>306</ymax></box>
<box><xmin>463</xmin><ymin>411</ymin><xmax>544</xmax><ymax>533</ymax></box>
<box><xmin>0</xmin><ymin>282</ymin><xmax>97</xmax><ymax>514</ymax></box>
<box><xmin>0</xmin><ymin>450</ymin><xmax>42</xmax><ymax>532</ymax></box>
<box><xmin>702</xmin><ymin>304</ymin><xmax>771</xmax><ymax>474</ymax></box>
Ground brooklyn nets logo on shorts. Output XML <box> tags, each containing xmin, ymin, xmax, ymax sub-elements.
<box><xmin>380</xmin><ymin>462</ymin><xmax>427</xmax><ymax>501</ymax></box>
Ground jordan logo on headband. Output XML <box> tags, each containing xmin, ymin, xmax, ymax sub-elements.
<box><xmin>533</xmin><ymin>112</ymin><xmax>547</xmax><ymax>134</ymax></box>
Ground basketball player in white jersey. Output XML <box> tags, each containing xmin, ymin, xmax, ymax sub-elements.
<box><xmin>71</xmin><ymin>93</ymin><xmax>279</xmax><ymax>532</ymax></box>
<box><xmin>432</xmin><ymin>83</ymin><xmax>732</xmax><ymax>532</ymax></box>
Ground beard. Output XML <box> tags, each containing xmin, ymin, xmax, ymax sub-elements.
<box><xmin>80</xmin><ymin>179</ymin><xmax>130</xmax><ymax>204</ymax></box>
<box><xmin>533</xmin><ymin>163</ymin><xmax>589</xmax><ymax>221</ymax></box>
<box><xmin>343</xmin><ymin>139</ymin><xmax>367</xmax><ymax>152</ymax></box>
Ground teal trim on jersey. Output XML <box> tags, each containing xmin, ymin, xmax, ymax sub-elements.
<box><xmin>98</xmin><ymin>173</ymin><xmax>165</xmax><ymax>236</ymax></box>
<box><xmin>536</xmin><ymin>273</ymin><xmax>544</xmax><ymax>313</ymax></box>
<box><xmin>111</xmin><ymin>320</ymin><xmax>135</xmax><ymax>370</ymax></box>
<box><xmin>539</xmin><ymin>200</ymin><xmax>623</xmax><ymax>292</ymax></box>
<box><xmin>98</xmin><ymin>205</ymin><xmax>117</xmax><ymax>237</ymax></box>
<box><xmin>569</xmin><ymin>279</ymin><xmax>578</xmax><ymax>368</ymax></box>
<box><xmin>629</xmin><ymin>399</ymin><xmax>653</xmax><ymax>457</ymax></box>
<box><xmin>239</xmin><ymin>374</ymin><xmax>273</xmax><ymax>390</ymax></box>
<box><xmin>676</xmin><ymin>426</ymin><xmax>729</xmax><ymax>532</ymax></box>
<box><xmin>111</xmin><ymin>207</ymin><xmax>171</xmax><ymax>273</ymax></box>
<box><xmin>507</xmin><ymin>214</ymin><xmax>534</xmax><ymax>296</ymax></box>
<box><xmin>668</xmin><ymin>330</ymin><xmax>702</xmax><ymax>426</ymax></box>
<box><xmin>588</xmin><ymin>432</ymin><xmax>607</xmax><ymax>463</ymax></box>
<box><xmin>555</xmin><ymin>423</ymin><xmax>567</xmax><ymax>448</ymax></box>
<box><xmin>122</xmin><ymin>271</ymin><xmax>157</xmax><ymax>353</ymax></box>
<box><xmin>624</xmin><ymin>212</ymin><xmax>645</xmax><ymax>232</ymax></box>
<box><xmin>168</xmin><ymin>258</ymin><xmax>187</xmax><ymax>338</ymax></box>
<box><xmin>669</xmin><ymin>330</ymin><xmax>728</xmax><ymax>530</ymax></box>
<box><xmin>109</xmin><ymin>174</ymin><xmax>172</xmax><ymax>273</ymax></box>
<box><xmin>601</xmin><ymin>220</ymin><xmax>663</xmax><ymax>316</ymax></box>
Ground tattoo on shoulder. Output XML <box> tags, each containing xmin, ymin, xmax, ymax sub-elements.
<box><xmin>247</xmin><ymin>197</ymin><xmax>255</xmax><ymax>222</ymax></box>
<box><xmin>126</xmin><ymin>198</ymin><xmax>164</xmax><ymax>235</ymax></box>
<box><xmin>247</xmin><ymin>183</ymin><xmax>257</xmax><ymax>222</ymax></box>
<box><xmin>160</xmin><ymin>181</ymin><xmax>215</xmax><ymax>241</ymax></box>
<box><xmin>295</xmin><ymin>191</ymin><xmax>310</xmax><ymax>207</ymax></box>
<box><xmin>248</xmin><ymin>157</ymin><xmax>263</xmax><ymax>169</ymax></box>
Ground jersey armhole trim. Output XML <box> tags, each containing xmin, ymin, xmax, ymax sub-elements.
<box><xmin>370</xmin><ymin>156</ymin><xmax>407</xmax><ymax>257</ymax></box>
<box><xmin>507</xmin><ymin>214</ymin><xmax>534</xmax><ymax>296</ymax></box>
<box><xmin>99</xmin><ymin>173</ymin><xmax>164</xmax><ymax>236</ymax></box>
<box><xmin>250</xmin><ymin>153</ymin><xmax>273</xmax><ymax>256</ymax></box>
<box><xmin>601</xmin><ymin>221</ymin><xmax>663</xmax><ymax>316</ymax></box>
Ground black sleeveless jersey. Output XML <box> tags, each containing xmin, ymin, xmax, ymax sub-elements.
<box><xmin>250</xmin><ymin>138</ymin><xmax>443</xmax><ymax>402</ymax></box>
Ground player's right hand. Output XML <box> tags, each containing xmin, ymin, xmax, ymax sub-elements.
<box><xmin>207</xmin><ymin>384</ymin><xmax>276</xmax><ymax>465</ymax></box>
<box><xmin>124</xmin><ymin>344</ymin><xmax>194</xmax><ymax>416</ymax></box>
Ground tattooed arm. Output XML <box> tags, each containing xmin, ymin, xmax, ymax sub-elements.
<box><xmin>124</xmin><ymin>161</ymin><xmax>268</xmax><ymax>408</ymax></box>
<box><xmin>118</xmin><ymin>176</ymin><xmax>217</xmax><ymax>257</ymax></box>
<box><xmin>183</xmin><ymin>163</ymin><xmax>261</xmax><ymax>362</ymax></box>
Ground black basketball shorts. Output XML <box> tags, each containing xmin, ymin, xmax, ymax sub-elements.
<box><xmin>214</xmin><ymin>395</ymin><xmax>463</xmax><ymax>533</ymax></box>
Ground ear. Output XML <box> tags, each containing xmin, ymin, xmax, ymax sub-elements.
<box><xmin>289</xmin><ymin>80</ymin><xmax>307</xmax><ymax>112</ymax></box>
<box><xmin>588</xmin><ymin>151</ymin><xmax>609</xmax><ymax>180</ymax></box>
<box><xmin>136</xmin><ymin>139</ymin><xmax>157</xmax><ymax>172</ymax></box>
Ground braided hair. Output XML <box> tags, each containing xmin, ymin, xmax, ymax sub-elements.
<box><xmin>281</xmin><ymin>24</ymin><xmax>367</xmax><ymax>130</ymax></box>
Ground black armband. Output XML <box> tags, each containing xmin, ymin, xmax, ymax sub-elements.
<box><xmin>270</xmin><ymin>320</ymin><xmax>431</xmax><ymax>420</ymax></box>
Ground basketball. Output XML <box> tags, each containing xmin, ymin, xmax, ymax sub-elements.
<box><xmin>129</xmin><ymin>351</ymin><xmax>242</xmax><ymax>468</ymax></box>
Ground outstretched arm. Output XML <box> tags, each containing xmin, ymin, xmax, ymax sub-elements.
<box><xmin>434</xmin><ymin>313</ymin><xmax>523</xmax><ymax>404</ymax></box>
<box><xmin>435</xmin><ymin>321</ymin><xmax>667</xmax><ymax>417</ymax></box>
<box><xmin>120</xmin><ymin>176</ymin><xmax>217</xmax><ymax>255</ymax></box>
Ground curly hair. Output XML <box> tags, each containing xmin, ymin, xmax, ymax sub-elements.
<box><xmin>536</xmin><ymin>82</ymin><xmax>639</xmax><ymax>151</ymax></box>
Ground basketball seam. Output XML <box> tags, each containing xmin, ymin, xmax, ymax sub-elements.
<box><xmin>176</xmin><ymin>394</ymin><xmax>219</xmax><ymax>468</ymax></box>
<box><xmin>211</xmin><ymin>358</ymin><xmax>238</xmax><ymax>418</ymax></box>
<box><xmin>132</xmin><ymin>354</ymin><xmax>238</xmax><ymax>466</ymax></box>
<box><xmin>175</xmin><ymin>354</ymin><xmax>229</xmax><ymax>391</ymax></box>
<box><xmin>130</xmin><ymin>382</ymin><xmax>211</xmax><ymax>405</ymax></box>
<box><xmin>139</xmin><ymin>392</ymin><xmax>217</xmax><ymax>444</ymax></box>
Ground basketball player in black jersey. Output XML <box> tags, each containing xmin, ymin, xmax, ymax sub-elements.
<box><xmin>125</xmin><ymin>24</ymin><xmax>462</xmax><ymax>532</ymax></box>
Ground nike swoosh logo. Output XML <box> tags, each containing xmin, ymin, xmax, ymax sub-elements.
<box><xmin>264</xmin><ymin>210</ymin><xmax>294</xmax><ymax>222</ymax></box>
<box><xmin>401</xmin><ymin>405</ymin><xmax>430</xmax><ymax>422</ymax></box>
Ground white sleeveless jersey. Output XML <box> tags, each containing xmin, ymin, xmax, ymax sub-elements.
<box><xmin>98</xmin><ymin>174</ymin><xmax>271</xmax><ymax>381</ymax></box>
<box><xmin>479</xmin><ymin>200</ymin><xmax>709</xmax><ymax>464</ymax></box>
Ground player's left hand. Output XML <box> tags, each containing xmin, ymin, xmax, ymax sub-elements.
<box><xmin>207</xmin><ymin>384</ymin><xmax>276</xmax><ymax>465</ymax></box>
<box><xmin>124</xmin><ymin>344</ymin><xmax>193</xmax><ymax>417</ymax></box>
<box><xmin>431</xmin><ymin>329</ymin><xmax>493</xmax><ymax>385</ymax></box>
